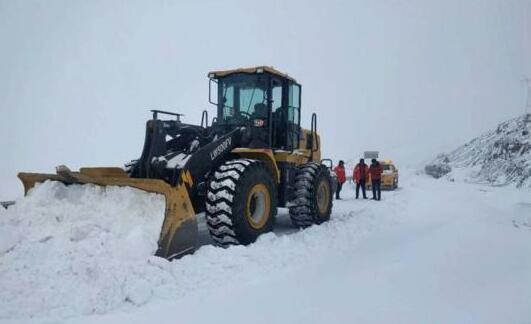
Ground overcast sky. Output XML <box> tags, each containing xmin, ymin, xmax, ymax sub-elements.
<box><xmin>1</xmin><ymin>0</ymin><xmax>530</xmax><ymax>199</ymax></box>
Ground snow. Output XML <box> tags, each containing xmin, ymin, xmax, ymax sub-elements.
<box><xmin>427</xmin><ymin>114</ymin><xmax>531</xmax><ymax>187</ymax></box>
<box><xmin>1</xmin><ymin>170</ymin><xmax>531</xmax><ymax>323</ymax></box>
<box><xmin>165</xmin><ymin>153</ymin><xmax>190</xmax><ymax>169</ymax></box>
<box><xmin>0</xmin><ymin>182</ymin><xmax>166</xmax><ymax>319</ymax></box>
<box><xmin>209</xmin><ymin>177</ymin><xmax>237</xmax><ymax>191</ymax></box>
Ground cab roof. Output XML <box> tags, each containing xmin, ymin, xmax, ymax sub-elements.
<box><xmin>208</xmin><ymin>66</ymin><xmax>296</xmax><ymax>82</ymax></box>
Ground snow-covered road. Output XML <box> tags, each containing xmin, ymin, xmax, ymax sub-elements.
<box><xmin>1</xmin><ymin>170</ymin><xmax>530</xmax><ymax>324</ymax></box>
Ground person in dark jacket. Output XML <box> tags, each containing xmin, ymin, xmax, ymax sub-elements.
<box><xmin>369</xmin><ymin>159</ymin><xmax>383</xmax><ymax>200</ymax></box>
<box><xmin>333</xmin><ymin>160</ymin><xmax>346</xmax><ymax>199</ymax></box>
<box><xmin>353</xmin><ymin>159</ymin><xmax>369</xmax><ymax>199</ymax></box>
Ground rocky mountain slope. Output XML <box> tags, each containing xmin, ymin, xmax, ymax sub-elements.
<box><xmin>426</xmin><ymin>114</ymin><xmax>531</xmax><ymax>187</ymax></box>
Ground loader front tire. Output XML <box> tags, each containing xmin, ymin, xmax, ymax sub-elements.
<box><xmin>206</xmin><ymin>159</ymin><xmax>277</xmax><ymax>247</ymax></box>
<box><xmin>289</xmin><ymin>163</ymin><xmax>333</xmax><ymax>227</ymax></box>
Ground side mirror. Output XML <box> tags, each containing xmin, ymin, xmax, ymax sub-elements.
<box><xmin>209</xmin><ymin>78</ymin><xmax>218</xmax><ymax>105</ymax></box>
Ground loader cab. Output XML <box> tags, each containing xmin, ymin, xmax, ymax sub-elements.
<box><xmin>208</xmin><ymin>66</ymin><xmax>301</xmax><ymax>150</ymax></box>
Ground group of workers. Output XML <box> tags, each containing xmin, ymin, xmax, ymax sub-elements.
<box><xmin>333</xmin><ymin>159</ymin><xmax>383</xmax><ymax>201</ymax></box>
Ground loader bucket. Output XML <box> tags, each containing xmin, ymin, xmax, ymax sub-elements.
<box><xmin>18</xmin><ymin>166</ymin><xmax>198</xmax><ymax>259</ymax></box>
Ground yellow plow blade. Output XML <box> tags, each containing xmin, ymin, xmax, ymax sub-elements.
<box><xmin>18</xmin><ymin>166</ymin><xmax>197</xmax><ymax>259</ymax></box>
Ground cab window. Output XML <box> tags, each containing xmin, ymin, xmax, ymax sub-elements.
<box><xmin>287</xmin><ymin>83</ymin><xmax>300</xmax><ymax>124</ymax></box>
<box><xmin>286</xmin><ymin>83</ymin><xmax>301</xmax><ymax>149</ymax></box>
<box><xmin>272</xmin><ymin>80</ymin><xmax>282</xmax><ymax>112</ymax></box>
<box><xmin>218</xmin><ymin>74</ymin><xmax>267</xmax><ymax>124</ymax></box>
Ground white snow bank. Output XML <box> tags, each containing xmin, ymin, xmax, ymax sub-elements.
<box><xmin>0</xmin><ymin>181</ymin><xmax>166</xmax><ymax>319</ymax></box>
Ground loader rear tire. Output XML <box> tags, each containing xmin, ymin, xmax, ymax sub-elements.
<box><xmin>289</xmin><ymin>163</ymin><xmax>333</xmax><ymax>227</ymax></box>
<box><xmin>206</xmin><ymin>159</ymin><xmax>277</xmax><ymax>247</ymax></box>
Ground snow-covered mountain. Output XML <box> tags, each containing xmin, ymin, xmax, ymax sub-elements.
<box><xmin>426</xmin><ymin>114</ymin><xmax>531</xmax><ymax>188</ymax></box>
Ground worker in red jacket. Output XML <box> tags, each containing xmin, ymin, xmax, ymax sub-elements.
<box><xmin>333</xmin><ymin>160</ymin><xmax>346</xmax><ymax>199</ymax></box>
<box><xmin>353</xmin><ymin>159</ymin><xmax>369</xmax><ymax>199</ymax></box>
<box><xmin>369</xmin><ymin>159</ymin><xmax>384</xmax><ymax>200</ymax></box>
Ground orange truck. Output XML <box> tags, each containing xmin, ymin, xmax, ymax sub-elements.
<box><xmin>367</xmin><ymin>159</ymin><xmax>399</xmax><ymax>190</ymax></box>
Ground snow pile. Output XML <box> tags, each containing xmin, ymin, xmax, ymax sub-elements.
<box><xmin>426</xmin><ymin>114</ymin><xmax>531</xmax><ymax>187</ymax></box>
<box><xmin>0</xmin><ymin>181</ymin><xmax>166</xmax><ymax>319</ymax></box>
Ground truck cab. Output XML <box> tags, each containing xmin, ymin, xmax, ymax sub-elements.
<box><xmin>208</xmin><ymin>66</ymin><xmax>302</xmax><ymax>151</ymax></box>
<box><xmin>380</xmin><ymin>160</ymin><xmax>399</xmax><ymax>189</ymax></box>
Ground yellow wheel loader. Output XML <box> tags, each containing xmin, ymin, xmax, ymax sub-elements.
<box><xmin>18</xmin><ymin>66</ymin><xmax>334</xmax><ymax>259</ymax></box>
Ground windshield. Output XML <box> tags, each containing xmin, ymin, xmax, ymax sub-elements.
<box><xmin>382</xmin><ymin>164</ymin><xmax>392</xmax><ymax>171</ymax></box>
<box><xmin>218</xmin><ymin>75</ymin><xmax>268</xmax><ymax>124</ymax></box>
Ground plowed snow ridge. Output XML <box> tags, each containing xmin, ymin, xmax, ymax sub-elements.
<box><xmin>0</xmin><ymin>181</ymin><xmax>166</xmax><ymax>318</ymax></box>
